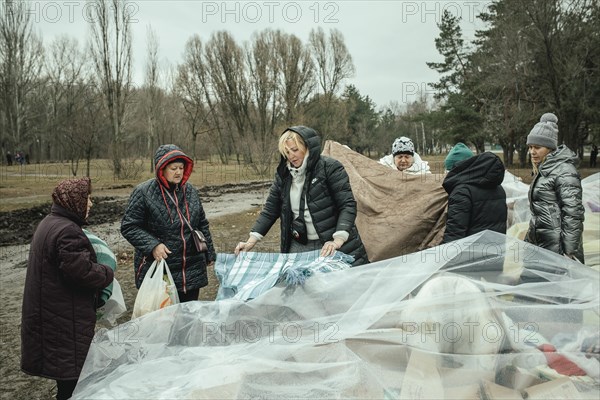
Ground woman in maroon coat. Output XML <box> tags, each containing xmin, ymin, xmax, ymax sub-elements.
<box><xmin>21</xmin><ymin>178</ymin><xmax>114</xmax><ymax>400</ymax></box>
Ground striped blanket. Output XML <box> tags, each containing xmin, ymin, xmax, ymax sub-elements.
<box><xmin>83</xmin><ymin>229</ymin><xmax>117</xmax><ymax>306</ymax></box>
<box><xmin>215</xmin><ymin>250</ymin><xmax>353</xmax><ymax>301</ymax></box>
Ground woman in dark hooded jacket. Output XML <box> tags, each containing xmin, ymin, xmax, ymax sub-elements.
<box><xmin>121</xmin><ymin>144</ymin><xmax>216</xmax><ymax>302</ymax></box>
<box><xmin>21</xmin><ymin>178</ymin><xmax>114</xmax><ymax>400</ymax></box>
<box><xmin>442</xmin><ymin>151</ymin><xmax>507</xmax><ymax>243</ymax></box>
<box><xmin>234</xmin><ymin>126</ymin><xmax>368</xmax><ymax>266</ymax></box>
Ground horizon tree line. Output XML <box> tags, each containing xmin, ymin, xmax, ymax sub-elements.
<box><xmin>1</xmin><ymin>0</ymin><xmax>598</xmax><ymax>178</ymax></box>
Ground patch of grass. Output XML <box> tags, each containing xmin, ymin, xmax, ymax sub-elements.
<box><xmin>0</xmin><ymin>159</ymin><xmax>275</xmax><ymax>212</ymax></box>
<box><xmin>2</xmin><ymin>154</ymin><xmax>598</xmax><ymax>212</ymax></box>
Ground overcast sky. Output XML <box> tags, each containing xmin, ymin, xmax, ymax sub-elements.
<box><xmin>30</xmin><ymin>0</ymin><xmax>488</xmax><ymax>109</ymax></box>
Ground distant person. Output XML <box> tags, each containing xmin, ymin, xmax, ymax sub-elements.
<box><xmin>234</xmin><ymin>126</ymin><xmax>368</xmax><ymax>266</ymax></box>
<box><xmin>379</xmin><ymin>136</ymin><xmax>431</xmax><ymax>174</ymax></box>
<box><xmin>21</xmin><ymin>178</ymin><xmax>114</xmax><ymax>400</ymax></box>
<box><xmin>444</xmin><ymin>142</ymin><xmax>474</xmax><ymax>172</ymax></box>
<box><xmin>591</xmin><ymin>144</ymin><xmax>598</xmax><ymax>168</ymax></box>
<box><xmin>525</xmin><ymin>112</ymin><xmax>585</xmax><ymax>263</ymax></box>
<box><xmin>441</xmin><ymin>151</ymin><xmax>507</xmax><ymax>243</ymax></box>
<box><xmin>6</xmin><ymin>151</ymin><xmax>12</xmax><ymax>166</ymax></box>
<box><xmin>121</xmin><ymin>144</ymin><xmax>216</xmax><ymax>302</ymax></box>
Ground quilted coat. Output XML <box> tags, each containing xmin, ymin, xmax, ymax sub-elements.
<box><xmin>525</xmin><ymin>145</ymin><xmax>585</xmax><ymax>262</ymax></box>
<box><xmin>121</xmin><ymin>144</ymin><xmax>216</xmax><ymax>292</ymax></box>
<box><xmin>251</xmin><ymin>126</ymin><xmax>368</xmax><ymax>266</ymax></box>
<box><xmin>442</xmin><ymin>152</ymin><xmax>507</xmax><ymax>243</ymax></box>
<box><xmin>21</xmin><ymin>203</ymin><xmax>114</xmax><ymax>380</ymax></box>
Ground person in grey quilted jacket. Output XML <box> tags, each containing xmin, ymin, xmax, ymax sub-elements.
<box><xmin>525</xmin><ymin>113</ymin><xmax>585</xmax><ymax>263</ymax></box>
<box><xmin>121</xmin><ymin>144</ymin><xmax>216</xmax><ymax>302</ymax></box>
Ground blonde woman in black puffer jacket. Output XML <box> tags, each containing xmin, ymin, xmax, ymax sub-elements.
<box><xmin>234</xmin><ymin>126</ymin><xmax>368</xmax><ymax>266</ymax></box>
<box><xmin>525</xmin><ymin>113</ymin><xmax>585</xmax><ymax>263</ymax></box>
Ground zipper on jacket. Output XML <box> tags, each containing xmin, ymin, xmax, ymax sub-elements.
<box><xmin>173</xmin><ymin>189</ymin><xmax>188</xmax><ymax>294</ymax></box>
<box><xmin>136</xmin><ymin>256</ymin><xmax>147</xmax><ymax>279</ymax></box>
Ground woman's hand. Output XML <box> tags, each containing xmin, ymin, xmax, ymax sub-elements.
<box><xmin>234</xmin><ymin>239</ymin><xmax>256</xmax><ymax>256</ymax></box>
<box><xmin>320</xmin><ymin>239</ymin><xmax>343</xmax><ymax>257</ymax></box>
<box><xmin>152</xmin><ymin>243</ymin><xmax>171</xmax><ymax>261</ymax></box>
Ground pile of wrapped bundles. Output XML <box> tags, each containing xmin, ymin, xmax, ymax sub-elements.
<box><xmin>73</xmin><ymin>231</ymin><xmax>599</xmax><ymax>399</ymax></box>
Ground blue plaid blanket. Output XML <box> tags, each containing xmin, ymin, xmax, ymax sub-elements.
<box><xmin>215</xmin><ymin>250</ymin><xmax>353</xmax><ymax>301</ymax></box>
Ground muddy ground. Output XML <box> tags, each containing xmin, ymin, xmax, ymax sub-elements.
<box><xmin>0</xmin><ymin>181</ymin><xmax>282</xmax><ymax>400</ymax></box>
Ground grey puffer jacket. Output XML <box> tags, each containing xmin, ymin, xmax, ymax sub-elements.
<box><xmin>252</xmin><ymin>126</ymin><xmax>368</xmax><ymax>266</ymax></box>
<box><xmin>525</xmin><ymin>145</ymin><xmax>585</xmax><ymax>262</ymax></box>
<box><xmin>121</xmin><ymin>145</ymin><xmax>216</xmax><ymax>292</ymax></box>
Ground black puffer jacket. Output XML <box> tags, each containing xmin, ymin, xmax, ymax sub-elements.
<box><xmin>121</xmin><ymin>145</ymin><xmax>216</xmax><ymax>292</ymax></box>
<box><xmin>252</xmin><ymin>126</ymin><xmax>368</xmax><ymax>266</ymax></box>
<box><xmin>442</xmin><ymin>152</ymin><xmax>507</xmax><ymax>243</ymax></box>
<box><xmin>525</xmin><ymin>145</ymin><xmax>584</xmax><ymax>262</ymax></box>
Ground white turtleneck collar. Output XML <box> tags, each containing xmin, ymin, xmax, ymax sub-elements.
<box><xmin>286</xmin><ymin>150</ymin><xmax>310</xmax><ymax>179</ymax></box>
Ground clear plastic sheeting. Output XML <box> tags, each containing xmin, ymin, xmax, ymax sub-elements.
<box><xmin>73</xmin><ymin>231</ymin><xmax>599</xmax><ymax>399</ymax></box>
<box><xmin>582</xmin><ymin>173</ymin><xmax>600</xmax><ymax>213</ymax></box>
<box><xmin>503</xmin><ymin>170</ymin><xmax>531</xmax><ymax>226</ymax></box>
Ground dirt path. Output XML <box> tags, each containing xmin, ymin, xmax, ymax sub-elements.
<box><xmin>0</xmin><ymin>182</ymin><xmax>282</xmax><ymax>400</ymax></box>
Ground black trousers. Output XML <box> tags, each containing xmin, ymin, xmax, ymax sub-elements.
<box><xmin>178</xmin><ymin>288</ymin><xmax>200</xmax><ymax>302</ymax></box>
<box><xmin>56</xmin><ymin>379</ymin><xmax>77</xmax><ymax>400</ymax></box>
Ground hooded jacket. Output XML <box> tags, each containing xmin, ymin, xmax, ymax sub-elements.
<box><xmin>121</xmin><ymin>144</ymin><xmax>216</xmax><ymax>292</ymax></box>
<box><xmin>21</xmin><ymin>181</ymin><xmax>114</xmax><ymax>380</ymax></box>
<box><xmin>442</xmin><ymin>152</ymin><xmax>507</xmax><ymax>243</ymax></box>
<box><xmin>525</xmin><ymin>145</ymin><xmax>584</xmax><ymax>262</ymax></box>
<box><xmin>251</xmin><ymin>126</ymin><xmax>368</xmax><ymax>266</ymax></box>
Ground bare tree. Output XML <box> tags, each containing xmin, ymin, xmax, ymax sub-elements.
<box><xmin>177</xmin><ymin>35</ymin><xmax>227</xmax><ymax>162</ymax></box>
<box><xmin>309</xmin><ymin>27</ymin><xmax>354</xmax><ymax>97</ymax></box>
<box><xmin>77</xmin><ymin>75</ymin><xmax>107</xmax><ymax>177</ymax></box>
<box><xmin>0</xmin><ymin>0</ymin><xmax>44</xmax><ymax>158</ymax></box>
<box><xmin>274</xmin><ymin>31</ymin><xmax>314</xmax><ymax>125</ymax></box>
<box><xmin>45</xmin><ymin>36</ymin><xmax>89</xmax><ymax>170</ymax></box>
<box><xmin>308</xmin><ymin>28</ymin><xmax>354</xmax><ymax>137</ymax></box>
<box><xmin>88</xmin><ymin>0</ymin><xmax>133</xmax><ymax>178</ymax></box>
<box><xmin>204</xmin><ymin>31</ymin><xmax>252</xmax><ymax>163</ymax></box>
<box><xmin>143</xmin><ymin>25</ymin><xmax>162</xmax><ymax>171</ymax></box>
<box><xmin>246</xmin><ymin>30</ymin><xmax>281</xmax><ymax>171</ymax></box>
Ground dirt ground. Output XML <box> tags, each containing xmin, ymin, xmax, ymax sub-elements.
<box><xmin>0</xmin><ymin>182</ymin><xmax>282</xmax><ymax>400</ymax></box>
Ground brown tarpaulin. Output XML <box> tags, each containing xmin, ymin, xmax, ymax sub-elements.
<box><xmin>322</xmin><ymin>141</ymin><xmax>448</xmax><ymax>262</ymax></box>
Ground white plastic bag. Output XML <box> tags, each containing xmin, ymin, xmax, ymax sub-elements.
<box><xmin>96</xmin><ymin>279</ymin><xmax>127</xmax><ymax>327</ymax></box>
<box><xmin>131</xmin><ymin>259</ymin><xmax>179</xmax><ymax>319</ymax></box>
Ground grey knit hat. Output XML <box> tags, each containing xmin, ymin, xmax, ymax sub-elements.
<box><xmin>392</xmin><ymin>136</ymin><xmax>415</xmax><ymax>156</ymax></box>
<box><xmin>526</xmin><ymin>113</ymin><xmax>558</xmax><ymax>150</ymax></box>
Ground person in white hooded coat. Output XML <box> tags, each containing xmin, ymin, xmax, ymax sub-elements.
<box><xmin>379</xmin><ymin>136</ymin><xmax>431</xmax><ymax>174</ymax></box>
